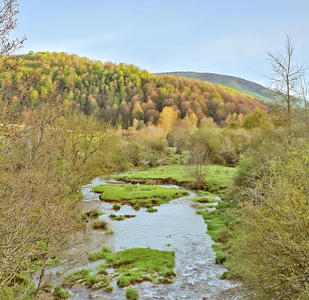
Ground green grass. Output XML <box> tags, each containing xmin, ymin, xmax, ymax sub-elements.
<box><xmin>112</xmin><ymin>204</ymin><xmax>121</xmax><ymax>211</ymax></box>
<box><xmin>199</xmin><ymin>201</ymin><xmax>237</xmax><ymax>268</ymax></box>
<box><xmin>109</xmin><ymin>214</ymin><xmax>126</xmax><ymax>221</ymax></box>
<box><xmin>89</xmin><ymin>246</ymin><xmax>111</xmax><ymax>261</ymax></box>
<box><xmin>82</xmin><ymin>209</ymin><xmax>103</xmax><ymax>219</ymax></box>
<box><xmin>109</xmin><ymin>213</ymin><xmax>136</xmax><ymax>221</ymax></box>
<box><xmin>53</xmin><ymin>286</ymin><xmax>71</xmax><ymax>299</ymax></box>
<box><xmin>146</xmin><ymin>207</ymin><xmax>158</xmax><ymax>213</ymax></box>
<box><xmin>89</xmin><ymin>248</ymin><xmax>175</xmax><ymax>287</ymax></box>
<box><xmin>92</xmin><ymin>184</ymin><xmax>189</xmax><ymax>207</ymax></box>
<box><xmin>62</xmin><ymin>267</ymin><xmax>111</xmax><ymax>289</ymax></box>
<box><xmin>191</xmin><ymin>195</ymin><xmax>219</xmax><ymax>203</ymax></box>
<box><xmin>126</xmin><ymin>288</ymin><xmax>139</xmax><ymax>299</ymax></box>
<box><xmin>116</xmin><ymin>164</ymin><xmax>236</xmax><ymax>192</ymax></box>
<box><xmin>107</xmin><ymin>248</ymin><xmax>175</xmax><ymax>284</ymax></box>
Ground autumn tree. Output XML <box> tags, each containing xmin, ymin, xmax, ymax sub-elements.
<box><xmin>158</xmin><ymin>106</ymin><xmax>178</xmax><ymax>136</ymax></box>
<box><xmin>167</xmin><ymin>113</ymin><xmax>197</xmax><ymax>154</ymax></box>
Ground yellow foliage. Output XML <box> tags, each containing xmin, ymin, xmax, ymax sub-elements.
<box><xmin>158</xmin><ymin>106</ymin><xmax>178</xmax><ymax>135</ymax></box>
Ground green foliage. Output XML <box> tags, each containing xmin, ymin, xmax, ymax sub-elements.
<box><xmin>189</xmin><ymin>120</ymin><xmax>251</xmax><ymax>166</ymax></box>
<box><xmin>53</xmin><ymin>286</ymin><xmax>71</xmax><ymax>299</ymax></box>
<box><xmin>93</xmin><ymin>184</ymin><xmax>188</xmax><ymax>207</ymax></box>
<box><xmin>242</xmin><ymin>107</ymin><xmax>274</xmax><ymax>130</ymax></box>
<box><xmin>215</xmin><ymin>251</ymin><xmax>227</xmax><ymax>264</ymax></box>
<box><xmin>126</xmin><ymin>288</ymin><xmax>140</xmax><ymax>299</ymax></box>
<box><xmin>228</xmin><ymin>139</ymin><xmax>309</xmax><ymax>298</ymax></box>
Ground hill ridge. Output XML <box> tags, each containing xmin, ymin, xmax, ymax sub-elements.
<box><xmin>156</xmin><ymin>71</ymin><xmax>273</xmax><ymax>103</ymax></box>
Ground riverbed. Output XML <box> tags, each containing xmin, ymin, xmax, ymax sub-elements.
<box><xmin>56</xmin><ymin>176</ymin><xmax>240</xmax><ymax>299</ymax></box>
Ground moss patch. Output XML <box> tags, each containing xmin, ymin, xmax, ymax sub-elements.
<box><xmin>92</xmin><ymin>184</ymin><xmax>188</xmax><ymax>207</ymax></box>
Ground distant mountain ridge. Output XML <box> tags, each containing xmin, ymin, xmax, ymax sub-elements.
<box><xmin>156</xmin><ymin>71</ymin><xmax>274</xmax><ymax>103</ymax></box>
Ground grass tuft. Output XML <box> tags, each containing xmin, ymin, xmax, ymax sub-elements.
<box><xmin>126</xmin><ymin>288</ymin><xmax>139</xmax><ymax>299</ymax></box>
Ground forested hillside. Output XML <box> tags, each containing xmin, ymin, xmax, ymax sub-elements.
<box><xmin>158</xmin><ymin>71</ymin><xmax>274</xmax><ymax>103</ymax></box>
<box><xmin>0</xmin><ymin>52</ymin><xmax>267</xmax><ymax>127</ymax></box>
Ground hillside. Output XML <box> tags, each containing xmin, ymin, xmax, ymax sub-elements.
<box><xmin>157</xmin><ymin>71</ymin><xmax>274</xmax><ymax>103</ymax></box>
<box><xmin>0</xmin><ymin>52</ymin><xmax>267</xmax><ymax>127</ymax></box>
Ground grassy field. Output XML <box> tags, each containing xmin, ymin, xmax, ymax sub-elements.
<box><xmin>92</xmin><ymin>184</ymin><xmax>189</xmax><ymax>207</ymax></box>
<box><xmin>117</xmin><ymin>164</ymin><xmax>236</xmax><ymax>192</ymax></box>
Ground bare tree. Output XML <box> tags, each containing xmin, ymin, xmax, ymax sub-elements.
<box><xmin>0</xmin><ymin>0</ymin><xmax>26</xmax><ymax>55</ymax></box>
<box><xmin>267</xmin><ymin>35</ymin><xmax>305</xmax><ymax>137</ymax></box>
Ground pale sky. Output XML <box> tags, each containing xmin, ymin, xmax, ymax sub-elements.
<box><xmin>15</xmin><ymin>0</ymin><xmax>309</xmax><ymax>85</ymax></box>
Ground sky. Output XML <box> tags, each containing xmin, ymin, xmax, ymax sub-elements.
<box><xmin>14</xmin><ymin>0</ymin><xmax>309</xmax><ymax>86</ymax></box>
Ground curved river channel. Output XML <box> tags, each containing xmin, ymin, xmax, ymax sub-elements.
<box><xmin>52</xmin><ymin>176</ymin><xmax>240</xmax><ymax>299</ymax></box>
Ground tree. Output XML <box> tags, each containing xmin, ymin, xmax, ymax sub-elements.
<box><xmin>228</xmin><ymin>141</ymin><xmax>309</xmax><ymax>299</ymax></box>
<box><xmin>0</xmin><ymin>0</ymin><xmax>26</xmax><ymax>55</ymax></box>
<box><xmin>242</xmin><ymin>107</ymin><xmax>274</xmax><ymax>130</ymax></box>
<box><xmin>267</xmin><ymin>35</ymin><xmax>305</xmax><ymax>137</ymax></box>
<box><xmin>158</xmin><ymin>106</ymin><xmax>178</xmax><ymax>136</ymax></box>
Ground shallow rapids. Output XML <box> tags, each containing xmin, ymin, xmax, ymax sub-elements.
<box><xmin>64</xmin><ymin>177</ymin><xmax>240</xmax><ymax>299</ymax></box>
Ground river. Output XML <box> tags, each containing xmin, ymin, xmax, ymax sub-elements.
<box><xmin>50</xmin><ymin>176</ymin><xmax>240</xmax><ymax>299</ymax></box>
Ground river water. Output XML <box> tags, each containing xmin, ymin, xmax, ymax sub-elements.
<box><xmin>57</xmin><ymin>176</ymin><xmax>240</xmax><ymax>299</ymax></box>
